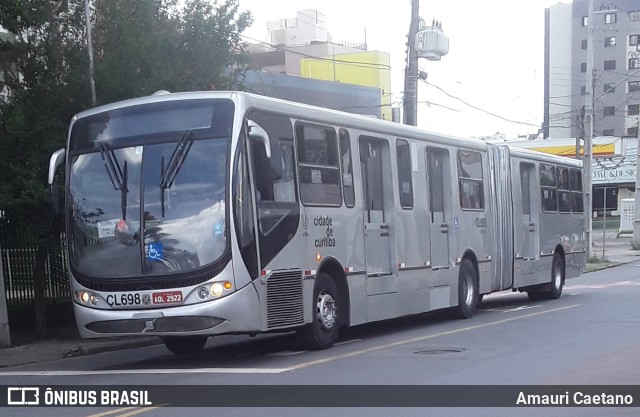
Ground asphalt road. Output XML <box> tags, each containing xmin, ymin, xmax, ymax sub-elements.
<box><xmin>1</xmin><ymin>262</ymin><xmax>639</xmax><ymax>417</ymax></box>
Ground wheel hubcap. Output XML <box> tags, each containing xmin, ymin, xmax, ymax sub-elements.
<box><xmin>553</xmin><ymin>264</ymin><xmax>562</xmax><ymax>289</ymax></box>
<box><xmin>464</xmin><ymin>274</ymin><xmax>474</xmax><ymax>306</ymax></box>
<box><xmin>316</xmin><ymin>292</ymin><xmax>337</xmax><ymax>329</ymax></box>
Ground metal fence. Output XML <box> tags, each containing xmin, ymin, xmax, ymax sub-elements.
<box><xmin>0</xmin><ymin>224</ymin><xmax>71</xmax><ymax>311</ymax></box>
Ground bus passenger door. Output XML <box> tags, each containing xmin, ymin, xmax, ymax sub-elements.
<box><xmin>359</xmin><ymin>139</ymin><xmax>392</xmax><ymax>276</ymax></box>
<box><xmin>519</xmin><ymin>162</ymin><xmax>537</xmax><ymax>274</ymax></box>
<box><xmin>426</xmin><ymin>149</ymin><xmax>450</xmax><ymax>269</ymax></box>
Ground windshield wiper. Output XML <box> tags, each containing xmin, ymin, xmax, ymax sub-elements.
<box><xmin>159</xmin><ymin>131</ymin><xmax>195</xmax><ymax>217</ymax></box>
<box><xmin>98</xmin><ymin>142</ymin><xmax>129</xmax><ymax>220</ymax></box>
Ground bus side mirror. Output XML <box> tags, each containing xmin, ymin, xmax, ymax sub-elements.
<box><xmin>247</xmin><ymin>120</ymin><xmax>283</xmax><ymax>180</ymax></box>
<box><xmin>48</xmin><ymin>148</ymin><xmax>66</xmax><ymax>215</ymax></box>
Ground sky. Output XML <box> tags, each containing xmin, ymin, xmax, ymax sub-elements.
<box><xmin>237</xmin><ymin>0</ymin><xmax>566</xmax><ymax>139</ymax></box>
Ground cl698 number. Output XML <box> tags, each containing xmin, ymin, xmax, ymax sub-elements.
<box><xmin>106</xmin><ymin>293</ymin><xmax>142</xmax><ymax>307</ymax></box>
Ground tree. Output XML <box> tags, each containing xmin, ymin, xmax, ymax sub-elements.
<box><xmin>0</xmin><ymin>0</ymin><xmax>253</xmax><ymax>338</ymax></box>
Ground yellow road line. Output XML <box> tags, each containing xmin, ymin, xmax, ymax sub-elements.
<box><xmin>289</xmin><ymin>304</ymin><xmax>580</xmax><ymax>371</ymax></box>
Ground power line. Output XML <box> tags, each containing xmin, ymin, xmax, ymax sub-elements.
<box><xmin>241</xmin><ymin>33</ymin><xmax>390</xmax><ymax>70</ymax></box>
<box><xmin>423</xmin><ymin>81</ymin><xmax>541</xmax><ymax>128</ymax></box>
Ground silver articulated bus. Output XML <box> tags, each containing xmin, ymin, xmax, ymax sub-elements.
<box><xmin>48</xmin><ymin>91</ymin><xmax>587</xmax><ymax>355</ymax></box>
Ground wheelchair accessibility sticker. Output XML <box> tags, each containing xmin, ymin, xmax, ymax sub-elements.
<box><xmin>146</xmin><ymin>242</ymin><xmax>164</xmax><ymax>261</ymax></box>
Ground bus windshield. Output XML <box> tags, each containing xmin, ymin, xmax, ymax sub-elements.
<box><xmin>67</xmin><ymin>99</ymin><xmax>234</xmax><ymax>279</ymax></box>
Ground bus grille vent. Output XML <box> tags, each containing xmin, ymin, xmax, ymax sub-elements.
<box><xmin>266</xmin><ymin>270</ymin><xmax>304</xmax><ymax>329</ymax></box>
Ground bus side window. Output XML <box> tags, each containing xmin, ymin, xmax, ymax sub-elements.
<box><xmin>339</xmin><ymin>129</ymin><xmax>355</xmax><ymax>207</ymax></box>
<box><xmin>557</xmin><ymin>166</ymin><xmax>571</xmax><ymax>213</ymax></box>
<box><xmin>540</xmin><ymin>163</ymin><xmax>558</xmax><ymax>212</ymax></box>
<box><xmin>295</xmin><ymin>123</ymin><xmax>342</xmax><ymax>206</ymax></box>
<box><xmin>457</xmin><ymin>150</ymin><xmax>484</xmax><ymax>210</ymax></box>
<box><xmin>570</xmin><ymin>168</ymin><xmax>584</xmax><ymax>212</ymax></box>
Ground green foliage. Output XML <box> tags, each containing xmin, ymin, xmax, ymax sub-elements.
<box><xmin>0</xmin><ymin>0</ymin><xmax>253</xmax><ymax>225</ymax></box>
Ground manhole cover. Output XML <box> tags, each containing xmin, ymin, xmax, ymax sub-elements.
<box><xmin>413</xmin><ymin>348</ymin><xmax>464</xmax><ymax>355</ymax></box>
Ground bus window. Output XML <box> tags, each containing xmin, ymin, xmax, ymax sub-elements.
<box><xmin>339</xmin><ymin>129</ymin><xmax>355</xmax><ymax>207</ymax></box>
<box><xmin>570</xmin><ymin>168</ymin><xmax>584</xmax><ymax>212</ymax></box>
<box><xmin>457</xmin><ymin>150</ymin><xmax>484</xmax><ymax>210</ymax></box>
<box><xmin>396</xmin><ymin>139</ymin><xmax>414</xmax><ymax>209</ymax></box>
<box><xmin>295</xmin><ymin>123</ymin><xmax>341</xmax><ymax>206</ymax></box>
<box><xmin>540</xmin><ymin>163</ymin><xmax>558</xmax><ymax>212</ymax></box>
<box><xmin>557</xmin><ymin>166</ymin><xmax>571</xmax><ymax>213</ymax></box>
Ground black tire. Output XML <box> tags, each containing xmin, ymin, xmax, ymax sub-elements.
<box><xmin>527</xmin><ymin>252</ymin><xmax>564</xmax><ymax>301</ymax></box>
<box><xmin>454</xmin><ymin>259</ymin><xmax>479</xmax><ymax>319</ymax></box>
<box><xmin>547</xmin><ymin>252</ymin><xmax>565</xmax><ymax>299</ymax></box>
<box><xmin>296</xmin><ymin>273</ymin><xmax>340</xmax><ymax>350</ymax></box>
<box><xmin>162</xmin><ymin>336</ymin><xmax>207</xmax><ymax>355</ymax></box>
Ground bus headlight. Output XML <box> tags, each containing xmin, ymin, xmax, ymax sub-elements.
<box><xmin>210</xmin><ymin>283</ymin><xmax>224</xmax><ymax>297</ymax></box>
<box><xmin>197</xmin><ymin>286</ymin><xmax>210</xmax><ymax>300</ymax></box>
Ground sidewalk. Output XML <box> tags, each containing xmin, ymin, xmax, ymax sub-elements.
<box><xmin>1</xmin><ymin>232</ymin><xmax>639</xmax><ymax>369</ymax></box>
<box><xmin>586</xmin><ymin>231</ymin><xmax>640</xmax><ymax>272</ymax></box>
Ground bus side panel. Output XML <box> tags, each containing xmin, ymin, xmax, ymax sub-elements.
<box><xmin>452</xmin><ymin>148</ymin><xmax>494</xmax><ymax>297</ymax></box>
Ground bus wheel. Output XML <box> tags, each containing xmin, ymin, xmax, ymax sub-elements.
<box><xmin>162</xmin><ymin>336</ymin><xmax>207</xmax><ymax>355</ymax></box>
<box><xmin>547</xmin><ymin>252</ymin><xmax>564</xmax><ymax>299</ymax></box>
<box><xmin>454</xmin><ymin>259</ymin><xmax>478</xmax><ymax>319</ymax></box>
<box><xmin>297</xmin><ymin>273</ymin><xmax>340</xmax><ymax>350</ymax></box>
<box><xmin>528</xmin><ymin>253</ymin><xmax>564</xmax><ymax>301</ymax></box>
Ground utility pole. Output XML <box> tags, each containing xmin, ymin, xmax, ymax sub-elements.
<box><xmin>584</xmin><ymin>0</ymin><xmax>595</xmax><ymax>259</ymax></box>
<box><xmin>633</xmin><ymin>119</ymin><xmax>640</xmax><ymax>249</ymax></box>
<box><xmin>85</xmin><ymin>0</ymin><xmax>96</xmax><ymax>106</ymax></box>
<box><xmin>403</xmin><ymin>0</ymin><xmax>420</xmax><ymax>126</ymax></box>
<box><xmin>0</xmin><ymin>241</ymin><xmax>10</xmax><ymax>348</ymax></box>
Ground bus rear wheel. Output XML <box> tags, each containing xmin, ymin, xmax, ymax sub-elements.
<box><xmin>454</xmin><ymin>259</ymin><xmax>478</xmax><ymax>319</ymax></box>
<box><xmin>528</xmin><ymin>252</ymin><xmax>564</xmax><ymax>301</ymax></box>
<box><xmin>297</xmin><ymin>273</ymin><xmax>340</xmax><ymax>350</ymax></box>
<box><xmin>162</xmin><ymin>336</ymin><xmax>207</xmax><ymax>355</ymax></box>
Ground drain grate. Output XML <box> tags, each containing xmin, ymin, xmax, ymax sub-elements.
<box><xmin>413</xmin><ymin>348</ymin><xmax>465</xmax><ymax>355</ymax></box>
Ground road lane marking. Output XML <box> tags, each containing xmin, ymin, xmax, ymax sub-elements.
<box><xmin>0</xmin><ymin>368</ymin><xmax>291</xmax><ymax>376</ymax></box>
<box><xmin>86</xmin><ymin>407</ymin><xmax>138</xmax><ymax>417</ymax></box>
<box><xmin>288</xmin><ymin>304</ymin><xmax>581</xmax><ymax>371</ymax></box>
<box><xmin>0</xmin><ymin>306</ymin><xmax>580</xmax><ymax>377</ymax></box>
<box><xmin>112</xmin><ymin>404</ymin><xmax>169</xmax><ymax>417</ymax></box>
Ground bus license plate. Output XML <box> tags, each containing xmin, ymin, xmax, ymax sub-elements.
<box><xmin>152</xmin><ymin>291</ymin><xmax>183</xmax><ymax>304</ymax></box>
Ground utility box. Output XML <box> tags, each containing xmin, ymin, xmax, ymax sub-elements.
<box><xmin>619</xmin><ymin>198</ymin><xmax>634</xmax><ymax>235</ymax></box>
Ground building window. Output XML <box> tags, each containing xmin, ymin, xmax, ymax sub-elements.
<box><xmin>603</xmin><ymin>106</ymin><xmax>615</xmax><ymax>117</ymax></box>
<box><xmin>630</xmin><ymin>58</ymin><xmax>640</xmax><ymax>70</ymax></box>
<box><xmin>581</xmin><ymin>85</ymin><xmax>587</xmax><ymax>95</ymax></box>
<box><xmin>629</xmin><ymin>104</ymin><xmax>640</xmax><ymax>116</ymax></box>
<box><xmin>581</xmin><ymin>62</ymin><xmax>587</xmax><ymax>73</ymax></box>
<box><xmin>604</xmin><ymin>36</ymin><xmax>616</xmax><ymax>47</ymax></box>
<box><xmin>628</xmin><ymin>126</ymin><xmax>639</xmax><ymax>137</ymax></box>
<box><xmin>629</xmin><ymin>81</ymin><xmax>640</xmax><ymax>92</ymax></box>
<box><xmin>603</xmin><ymin>83</ymin><xmax>616</xmax><ymax>94</ymax></box>
<box><xmin>630</xmin><ymin>34</ymin><xmax>640</xmax><ymax>46</ymax></box>
<box><xmin>604</xmin><ymin>13</ymin><xmax>616</xmax><ymax>24</ymax></box>
<box><xmin>582</xmin><ymin>16</ymin><xmax>588</xmax><ymax>26</ymax></box>
<box><xmin>602</xmin><ymin>129</ymin><xmax>615</xmax><ymax>136</ymax></box>
<box><xmin>457</xmin><ymin>150</ymin><xmax>484</xmax><ymax>210</ymax></box>
<box><xmin>581</xmin><ymin>39</ymin><xmax>588</xmax><ymax>49</ymax></box>
<box><xmin>604</xmin><ymin>60</ymin><xmax>616</xmax><ymax>70</ymax></box>
<box><xmin>630</xmin><ymin>11</ymin><xmax>640</xmax><ymax>22</ymax></box>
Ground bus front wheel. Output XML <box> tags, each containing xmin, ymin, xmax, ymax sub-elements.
<box><xmin>297</xmin><ymin>273</ymin><xmax>340</xmax><ymax>350</ymax></box>
<box><xmin>162</xmin><ymin>336</ymin><xmax>207</xmax><ymax>355</ymax></box>
<box><xmin>454</xmin><ymin>259</ymin><xmax>479</xmax><ymax>319</ymax></box>
<box><xmin>528</xmin><ymin>252</ymin><xmax>564</xmax><ymax>301</ymax></box>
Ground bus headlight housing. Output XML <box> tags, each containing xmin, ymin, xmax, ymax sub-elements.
<box><xmin>76</xmin><ymin>291</ymin><xmax>99</xmax><ymax>306</ymax></box>
<box><xmin>196</xmin><ymin>281</ymin><xmax>233</xmax><ymax>300</ymax></box>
